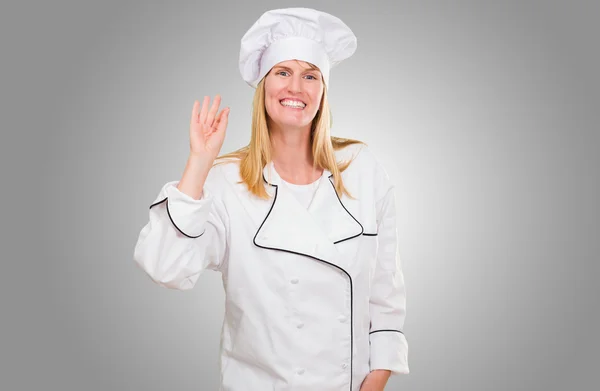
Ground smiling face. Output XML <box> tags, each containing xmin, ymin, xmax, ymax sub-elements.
<box><xmin>263</xmin><ymin>60</ymin><xmax>324</xmax><ymax>131</ymax></box>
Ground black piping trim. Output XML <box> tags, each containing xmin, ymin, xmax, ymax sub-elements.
<box><xmin>362</xmin><ymin>232</ymin><xmax>377</xmax><ymax>236</ymax></box>
<box><xmin>326</xmin><ymin>174</ymin><xmax>364</xmax><ymax>244</ymax></box>
<box><xmin>369</xmin><ymin>329</ymin><xmax>404</xmax><ymax>335</ymax></box>
<box><xmin>256</xmin><ymin>173</ymin><xmax>361</xmax><ymax>391</ymax></box>
<box><xmin>149</xmin><ymin>197</ymin><xmax>205</xmax><ymax>239</ymax></box>
<box><xmin>149</xmin><ymin>197</ymin><xmax>168</xmax><ymax>209</ymax></box>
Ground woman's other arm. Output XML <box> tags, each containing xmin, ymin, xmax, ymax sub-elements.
<box><xmin>368</xmin><ymin>161</ymin><xmax>410</xmax><ymax>376</ymax></box>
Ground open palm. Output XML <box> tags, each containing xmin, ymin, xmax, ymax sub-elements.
<box><xmin>189</xmin><ymin>95</ymin><xmax>230</xmax><ymax>160</ymax></box>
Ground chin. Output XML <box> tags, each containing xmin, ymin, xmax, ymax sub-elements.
<box><xmin>268</xmin><ymin>111</ymin><xmax>315</xmax><ymax>130</ymax></box>
<box><xmin>276</xmin><ymin>119</ymin><xmax>311</xmax><ymax>129</ymax></box>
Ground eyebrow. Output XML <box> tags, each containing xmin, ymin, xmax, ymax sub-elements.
<box><xmin>273</xmin><ymin>65</ymin><xmax>317</xmax><ymax>73</ymax></box>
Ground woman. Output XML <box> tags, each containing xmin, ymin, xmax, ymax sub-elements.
<box><xmin>133</xmin><ymin>8</ymin><xmax>409</xmax><ymax>391</ymax></box>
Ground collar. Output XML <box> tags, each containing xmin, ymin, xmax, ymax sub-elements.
<box><xmin>254</xmin><ymin>161</ymin><xmax>363</xmax><ymax>271</ymax></box>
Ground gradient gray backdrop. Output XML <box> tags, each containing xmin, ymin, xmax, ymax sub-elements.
<box><xmin>2</xmin><ymin>0</ymin><xmax>598</xmax><ymax>390</ymax></box>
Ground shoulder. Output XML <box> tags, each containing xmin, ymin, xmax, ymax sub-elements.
<box><xmin>204</xmin><ymin>158</ymin><xmax>242</xmax><ymax>195</ymax></box>
<box><xmin>336</xmin><ymin>142</ymin><xmax>394</xmax><ymax>199</ymax></box>
<box><xmin>336</xmin><ymin>142</ymin><xmax>386</xmax><ymax>176</ymax></box>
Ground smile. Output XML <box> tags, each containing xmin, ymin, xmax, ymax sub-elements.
<box><xmin>280</xmin><ymin>99</ymin><xmax>306</xmax><ymax>109</ymax></box>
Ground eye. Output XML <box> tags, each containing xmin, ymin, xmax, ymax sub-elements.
<box><xmin>304</xmin><ymin>74</ymin><xmax>317</xmax><ymax>80</ymax></box>
<box><xmin>277</xmin><ymin>71</ymin><xmax>289</xmax><ymax>76</ymax></box>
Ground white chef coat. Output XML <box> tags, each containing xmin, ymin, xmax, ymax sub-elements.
<box><xmin>133</xmin><ymin>143</ymin><xmax>409</xmax><ymax>391</ymax></box>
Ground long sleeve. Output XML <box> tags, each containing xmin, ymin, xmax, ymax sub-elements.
<box><xmin>368</xmin><ymin>181</ymin><xmax>409</xmax><ymax>374</ymax></box>
<box><xmin>133</xmin><ymin>179</ymin><xmax>230</xmax><ymax>291</ymax></box>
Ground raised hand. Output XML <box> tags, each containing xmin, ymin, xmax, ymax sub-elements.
<box><xmin>189</xmin><ymin>95</ymin><xmax>230</xmax><ymax>161</ymax></box>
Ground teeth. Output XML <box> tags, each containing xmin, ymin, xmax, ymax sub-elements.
<box><xmin>280</xmin><ymin>100</ymin><xmax>306</xmax><ymax>108</ymax></box>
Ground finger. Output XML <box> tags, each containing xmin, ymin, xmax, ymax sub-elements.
<box><xmin>199</xmin><ymin>96</ymin><xmax>210</xmax><ymax>124</ymax></box>
<box><xmin>206</xmin><ymin>94</ymin><xmax>221</xmax><ymax>126</ymax></box>
<box><xmin>208</xmin><ymin>108</ymin><xmax>225</xmax><ymax>136</ymax></box>
<box><xmin>216</xmin><ymin>107</ymin><xmax>230</xmax><ymax>132</ymax></box>
<box><xmin>210</xmin><ymin>109</ymin><xmax>225</xmax><ymax>133</ymax></box>
<box><xmin>190</xmin><ymin>100</ymin><xmax>199</xmax><ymax>125</ymax></box>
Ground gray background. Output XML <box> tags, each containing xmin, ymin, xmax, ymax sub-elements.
<box><xmin>1</xmin><ymin>0</ymin><xmax>598</xmax><ymax>390</ymax></box>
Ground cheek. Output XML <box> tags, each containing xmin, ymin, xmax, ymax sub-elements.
<box><xmin>264</xmin><ymin>83</ymin><xmax>283</xmax><ymax>114</ymax></box>
<box><xmin>265</xmin><ymin>97</ymin><xmax>280</xmax><ymax>118</ymax></box>
<box><xmin>309</xmin><ymin>86</ymin><xmax>323</xmax><ymax>108</ymax></box>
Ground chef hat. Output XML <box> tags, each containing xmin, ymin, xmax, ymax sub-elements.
<box><xmin>239</xmin><ymin>7</ymin><xmax>357</xmax><ymax>89</ymax></box>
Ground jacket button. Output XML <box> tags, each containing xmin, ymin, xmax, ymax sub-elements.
<box><xmin>296</xmin><ymin>322</ymin><xmax>304</xmax><ymax>329</ymax></box>
<box><xmin>341</xmin><ymin>363</ymin><xmax>348</xmax><ymax>369</ymax></box>
<box><xmin>296</xmin><ymin>368</ymin><xmax>305</xmax><ymax>375</ymax></box>
<box><xmin>290</xmin><ymin>278</ymin><xmax>299</xmax><ymax>284</ymax></box>
<box><xmin>337</xmin><ymin>315</ymin><xmax>347</xmax><ymax>323</ymax></box>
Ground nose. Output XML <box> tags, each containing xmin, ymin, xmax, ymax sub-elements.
<box><xmin>287</xmin><ymin>73</ymin><xmax>303</xmax><ymax>94</ymax></box>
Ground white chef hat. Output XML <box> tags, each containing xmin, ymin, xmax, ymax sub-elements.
<box><xmin>239</xmin><ymin>7</ymin><xmax>357</xmax><ymax>89</ymax></box>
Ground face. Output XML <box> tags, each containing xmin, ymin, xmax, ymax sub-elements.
<box><xmin>263</xmin><ymin>59</ymin><xmax>324</xmax><ymax>131</ymax></box>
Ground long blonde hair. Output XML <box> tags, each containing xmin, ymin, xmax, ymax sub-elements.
<box><xmin>215</xmin><ymin>62</ymin><xmax>365</xmax><ymax>200</ymax></box>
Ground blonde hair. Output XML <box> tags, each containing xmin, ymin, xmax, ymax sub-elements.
<box><xmin>215</xmin><ymin>62</ymin><xmax>365</xmax><ymax>200</ymax></box>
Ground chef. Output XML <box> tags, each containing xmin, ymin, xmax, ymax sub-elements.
<box><xmin>133</xmin><ymin>7</ymin><xmax>409</xmax><ymax>391</ymax></box>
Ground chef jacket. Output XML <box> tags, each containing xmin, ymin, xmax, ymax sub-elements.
<box><xmin>133</xmin><ymin>143</ymin><xmax>409</xmax><ymax>390</ymax></box>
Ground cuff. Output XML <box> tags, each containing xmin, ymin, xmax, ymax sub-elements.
<box><xmin>150</xmin><ymin>181</ymin><xmax>214</xmax><ymax>238</ymax></box>
<box><xmin>369</xmin><ymin>330</ymin><xmax>409</xmax><ymax>375</ymax></box>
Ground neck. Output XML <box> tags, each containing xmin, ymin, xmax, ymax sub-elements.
<box><xmin>268</xmin><ymin>120</ymin><xmax>322</xmax><ymax>184</ymax></box>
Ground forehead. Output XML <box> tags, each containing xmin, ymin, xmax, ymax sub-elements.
<box><xmin>273</xmin><ymin>59</ymin><xmax>320</xmax><ymax>72</ymax></box>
